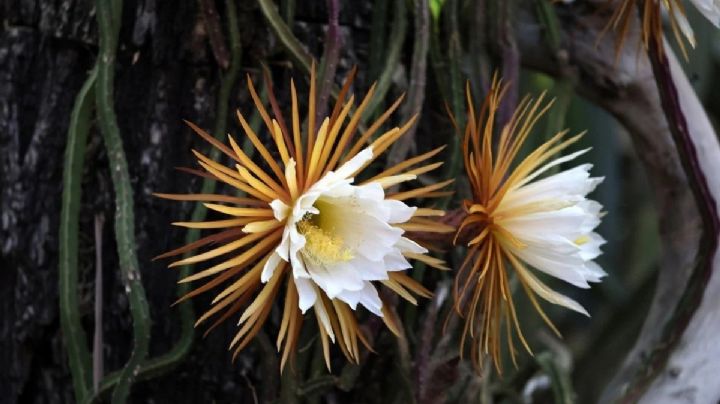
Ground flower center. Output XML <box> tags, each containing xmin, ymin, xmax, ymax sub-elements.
<box><xmin>297</xmin><ymin>201</ymin><xmax>354</xmax><ymax>266</ymax></box>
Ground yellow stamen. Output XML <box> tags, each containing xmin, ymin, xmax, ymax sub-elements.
<box><xmin>297</xmin><ymin>217</ymin><xmax>353</xmax><ymax>265</ymax></box>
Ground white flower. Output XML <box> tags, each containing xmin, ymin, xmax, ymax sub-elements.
<box><xmin>261</xmin><ymin>147</ymin><xmax>427</xmax><ymax>339</ymax></box>
<box><xmin>664</xmin><ymin>0</ymin><xmax>720</xmax><ymax>49</ymax></box>
<box><xmin>688</xmin><ymin>0</ymin><xmax>720</xmax><ymax>26</ymax></box>
<box><xmin>607</xmin><ymin>0</ymin><xmax>720</xmax><ymax>59</ymax></box>
<box><xmin>494</xmin><ymin>152</ymin><xmax>607</xmax><ymax>316</ymax></box>
<box><xmin>160</xmin><ymin>67</ymin><xmax>450</xmax><ymax>369</ymax></box>
<box><xmin>454</xmin><ymin>76</ymin><xmax>606</xmax><ymax>372</ymax></box>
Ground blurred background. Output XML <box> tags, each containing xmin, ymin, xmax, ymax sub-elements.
<box><xmin>1</xmin><ymin>0</ymin><xmax>718</xmax><ymax>403</ymax></box>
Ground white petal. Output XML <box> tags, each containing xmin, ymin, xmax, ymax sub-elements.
<box><xmin>270</xmin><ymin>199</ymin><xmax>290</xmax><ymax>221</ymax></box>
<box><xmin>350</xmin><ymin>186</ymin><xmax>393</xmax><ymax>222</ymax></box>
<box><xmin>336</xmin><ymin>253</ymin><xmax>391</xmax><ymax>281</ymax></box>
<box><xmin>321</xmin><ymin>180</ymin><xmax>356</xmax><ymax>198</ymax></box>
<box><xmin>288</xmin><ymin>227</ymin><xmax>309</xmax><ymax>278</ymax></box>
<box><xmin>313</xmin><ymin>294</ymin><xmax>335</xmax><ymax>342</ymax></box>
<box><xmin>514</xmin><ymin>148</ymin><xmax>591</xmax><ymax>189</ymax></box>
<box><xmin>501</xmin><ymin>165</ymin><xmax>602</xmax><ymax>214</ymax></box>
<box><xmin>295</xmin><ymin>277</ymin><xmax>318</xmax><ymax>313</ymax></box>
<box><xmin>517</xmin><ymin>264</ymin><xmax>589</xmax><ymax>316</ymax></box>
<box><xmin>581</xmin><ymin>260</ymin><xmax>608</xmax><ymax>283</ymax></box>
<box><xmin>355</xmin><ymin>182</ymin><xmax>385</xmax><ymax>201</ymax></box>
<box><xmin>382</xmin><ymin>250</ymin><xmax>412</xmax><ymax>272</ymax></box>
<box><xmin>396</xmin><ymin>237</ymin><xmax>428</xmax><ymax>254</ymax></box>
<box><xmin>690</xmin><ymin>0</ymin><xmax>720</xmax><ymax>27</ymax></box>
<box><xmin>335</xmin><ymin>147</ymin><xmax>373</xmax><ymax>179</ymax></box>
<box><xmin>293</xmin><ymin>191</ymin><xmax>321</xmax><ymax>220</ymax></box>
<box><xmin>339</xmin><ymin>214</ymin><xmax>403</xmax><ymax>261</ymax></box>
<box><xmin>577</xmin><ymin>231</ymin><xmax>606</xmax><ymax>261</ymax></box>
<box><xmin>514</xmin><ymin>248</ymin><xmax>590</xmax><ymax>288</ymax></box>
<box><xmin>385</xmin><ymin>199</ymin><xmax>417</xmax><ymax>224</ymax></box>
<box><xmin>336</xmin><ymin>281</ymin><xmax>383</xmax><ymax>316</ymax></box>
<box><xmin>670</xmin><ymin>3</ymin><xmax>696</xmax><ymax>47</ymax></box>
<box><xmin>276</xmin><ymin>226</ymin><xmax>292</xmax><ymax>261</ymax></box>
<box><xmin>501</xmin><ymin>206</ymin><xmax>598</xmax><ymax>241</ymax></box>
<box><xmin>578</xmin><ymin>199</ymin><xmax>603</xmax><ymax>218</ymax></box>
<box><xmin>261</xmin><ymin>252</ymin><xmax>283</xmax><ymax>283</ymax></box>
<box><xmin>306</xmin><ymin>260</ymin><xmax>365</xmax><ymax>298</ymax></box>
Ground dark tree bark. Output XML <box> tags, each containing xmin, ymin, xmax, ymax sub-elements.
<box><xmin>1</xmin><ymin>1</ymin><xmax>261</xmax><ymax>402</ymax></box>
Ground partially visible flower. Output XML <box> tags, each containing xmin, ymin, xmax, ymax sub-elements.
<box><xmin>694</xmin><ymin>0</ymin><xmax>720</xmax><ymax>25</ymax></box>
<box><xmin>453</xmin><ymin>77</ymin><xmax>606</xmax><ymax>372</ymax></box>
<box><xmin>607</xmin><ymin>0</ymin><xmax>720</xmax><ymax>57</ymax></box>
<box><xmin>156</xmin><ymin>68</ymin><xmax>452</xmax><ymax>370</ymax></box>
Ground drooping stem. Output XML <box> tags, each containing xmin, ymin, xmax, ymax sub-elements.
<box><xmin>59</xmin><ymin>66</ymin><xmax>97</xmax><ymax>404</ymax></box>
<box><xmin>95</xmin><ymin>0</ymin><xmax>152</xmax><ymax>401</ymax></box>
<box><xmin>257</xmin><ymin>0</ymin><xmax>312</xmax><ymax>72</ymax></box>
<box><xmin>87</xmin><ymin>1</ymin><xmax>243</xmax><ymax>401</ymax></box>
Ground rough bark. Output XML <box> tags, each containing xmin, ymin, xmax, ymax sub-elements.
<box><xmin>1</xmin><ymin>1</ymin><xmax>259</xmax><ymax>402</ymax></box>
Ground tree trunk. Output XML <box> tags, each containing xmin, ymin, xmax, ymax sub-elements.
<box><xmin>1</xmin><ymin>1</ymin><xmax>268</xmax><ymax>402</ymax></box>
